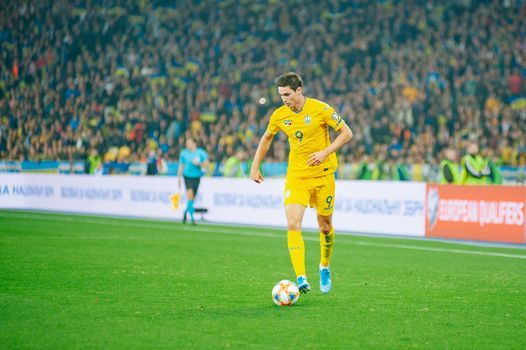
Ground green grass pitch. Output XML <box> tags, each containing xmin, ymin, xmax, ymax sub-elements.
<box><xmin>1</xmin><ymin>210</ymin><xmax>525</xmax><ymax>349</ymax></box>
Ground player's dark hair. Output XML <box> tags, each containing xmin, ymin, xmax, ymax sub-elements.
<box><xmin>185</xmin><ymin>136</ymin><xmax>199</xmax><ymax>148</ymax></box>
<box><xmin>276</xmin><ymin>72</ymin><xmax>303</xmax><ymax>91</ymax></box>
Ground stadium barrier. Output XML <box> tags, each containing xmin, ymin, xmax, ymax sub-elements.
<box><xmin>426</xmin><ymin>185</ymin><xmax>526</xmax><ymax>244</ymax></box>
<box><xmin>1</xmin><ymin>174</ymin><xmax>524</xmax><ymax>244</ymax></box>
<box><xmin>0</xmin><ymin>173</ymin><xmax>425</xmax><ymax>237</ymax></box>
<box><xmin>2</xmin><ymin>161</ymin><xmax>525</xmax><ymax>183</ymax></box>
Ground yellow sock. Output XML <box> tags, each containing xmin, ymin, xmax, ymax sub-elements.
<box><xmin>320</xmin><ymin>227</ymin><xmax>334</xmax><ymax>267</ymax></box>
<box><xmin>287</xmin><ymin>230</ymin><xmax>305</xmax><ymax>278</ymax></box>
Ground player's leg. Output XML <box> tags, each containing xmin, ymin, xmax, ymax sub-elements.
<box><xmin>317</xmin><ymin>213</ymin><xmax>334</xmax><ymax>293</ymax></box>
<box><xmin>183</xmin><ymin>176</ymin><xmax>195</xmax><ymax>224</ymax></box>
<box><xmin>189</xmin><ymin>178</ymin><xmax>201</xmax><ymax>225</ymax></box>
<box><xmin>184</xmin><ymin>187</ymin><xmax>194</xmax><ymax>224</ymax></box>
<box><xmin>314</xmin><ymin>175</ymin><xmax>336</xmax><ymax>293</ymax></box>
<box><xmin>285</xmin><ymin>203</ymin><xmax>310</xmax><ymax>293</ymax></box>
<box><xmin>284</xmin><ymin>177</ymin><xmax>311</xmax><ymax>293</ymax></box>
<box><xmin>318</xmin><ymin>213</ymin><xmax>334</xmax><ymax>266</ymax></box>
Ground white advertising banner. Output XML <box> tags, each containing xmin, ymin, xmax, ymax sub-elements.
<box><xmin>0</xmin><ymin>174</ymin><xmax>425</xmax><ymax>237</ymax></box>
<box><xmin>0</xmin><ymin>173</ymin><xmax>179</xmax><ymax>218</ymax></box>
<box><xmin>332</xmin><ymin>181</ymin><xmax>426</xmax><ymax>236</ymax></box>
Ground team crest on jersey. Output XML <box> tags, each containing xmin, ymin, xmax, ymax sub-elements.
<box><xmin>284</xmin><ymin>119</ymin><xmax>292</xmax><ymax>126</ymax></box>
<box><xmin>304</xmin><ymin>115</ymin><xmax>312</xmax><ymax>125</ymax></box>
<box><xmin>331</xmin><ymin>112</ymin><xmax>340</xmax><ymax>121</ymax></box>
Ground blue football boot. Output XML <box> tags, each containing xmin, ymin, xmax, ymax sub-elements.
<box><xmin>297</xmin><ymin>275</ymin><xmax>311</xmax><ymax>294</ymax></box>
<box><xmin>319</xmin><ymin>265</ymin><xmax>332</xmax><ymax>294</ymax></box>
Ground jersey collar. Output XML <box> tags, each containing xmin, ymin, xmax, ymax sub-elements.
<box><xmin>292</xmin><ymin>97</ymin><xmax>308</xmax><ymax>114</ymax></box>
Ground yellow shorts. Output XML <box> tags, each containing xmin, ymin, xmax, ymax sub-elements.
<box><xmin>284</xmin><ymin>174</ymin><xmax>335</xmax><ymax>216</ymax></box>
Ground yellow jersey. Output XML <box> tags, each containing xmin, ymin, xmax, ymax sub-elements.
<box><xmin>267</xmin><ymin>98</ymin><xmax>347</xmax><ymax>179</ymax></box>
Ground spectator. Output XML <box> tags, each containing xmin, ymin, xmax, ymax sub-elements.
<box><xmin>0</xmin><ymin>0</ymin><xmax>523</xmax><ymax>182</ymax></box>
<box><xmin>86</xmin><ymin>148</ymin><xmax>102</xmax><ymax>175</ymax></box>
<box><xmin>461</xmin><ymin>142</ymin><xmax>491</xmax><ymax>185</ymax></box>
<box><xmin>482</xmin><ymin>148</ymin><xmax>503</xmax><ymax>185</ymax></box>
<box><xmin>223</xmin><ymin>148</ymin><xmax>246</xmax><ymax>178</ymax></box>
<box><xmin>439</xmin><ymin>148</ymin><xmax>460</xmax><ymax>184</ymax></box>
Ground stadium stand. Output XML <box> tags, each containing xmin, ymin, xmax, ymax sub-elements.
<box><xmin>0</xmin><ymin>0</ymin><xmax>524</xmax><ymax>182</ymax></box>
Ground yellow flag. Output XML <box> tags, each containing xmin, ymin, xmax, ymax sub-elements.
<box><xmin>170</xmin><ymin>193</ymin><xmax>180</xmax><ymax>210</ymax></box>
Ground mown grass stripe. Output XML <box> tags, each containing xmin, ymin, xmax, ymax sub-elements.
<box><xmin>2</xmin><ymin>211</ymin><xmax>525</xmax><ymax>260</ymax></box>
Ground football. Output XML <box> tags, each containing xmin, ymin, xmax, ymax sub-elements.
<box><xmin>271</xmin><ymin>280</ymin><xmax>300</xmax><ymax>306</ymax></box>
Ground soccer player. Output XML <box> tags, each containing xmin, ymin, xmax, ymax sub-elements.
<box><xmin>250</xmin><ymin>72</ymin><xmax>353</xmax><ymax>294</ymax></box>
<box><xmin>177</xmin><ymin>137</ymin><xmax>209</xmax><ymax>224</ymax></box>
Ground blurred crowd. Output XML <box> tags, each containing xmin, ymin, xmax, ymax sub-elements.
<box><xmin>0</xmin><ymin>0</ymin><xmax>525</xmax><ymax>177</ymax></box>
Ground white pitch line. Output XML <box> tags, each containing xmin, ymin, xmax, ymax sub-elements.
<box><xmin>1</xmin><ymin>211</ymin><xmax>526</xmax><ymax>260</ymax></box>
<box><xmin>351</xmin><ymin>241</ymin><xmax>526</xmax><ymax>260</ymax></box>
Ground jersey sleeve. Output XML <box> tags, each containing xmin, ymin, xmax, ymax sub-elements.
<box><xmin>266</xmin><ymin>111</ymin><xmax>280</xmax><ymax>135</ymax></box>
<box><xmin>322</xmin><ymin>105</ymin><xmax>346</xmax><ymax>131</ymax></box>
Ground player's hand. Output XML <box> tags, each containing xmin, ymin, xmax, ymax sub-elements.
<box><xmin>307</xmin><ymin>150</ymin><xmax>328</xmax><ymax>166</ymax></box>
<box><xmin>250</xmin><ymin>168</ymin><xmax>264</xmax><ymax>184</ymax></box>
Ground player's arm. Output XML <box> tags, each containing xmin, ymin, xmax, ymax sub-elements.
<box><xmin>201</xmin><ymin>159</ymin><xmax>210</xmax><ymax>174</ymax></box>
<box><xmin>307</xmin><ymin>124</ymin><xmax>353</xmax><ymax>166</ymax></box>
<box><xmin>250</xmin><ymin>130</ymin><xmax>275</xmax><ymax>183</ymax></box>
<box><xmin>200</xmin><ymin>150</ymin><xmax>210</xmax><ymax>173</ymax></box>
<box><xmin>177</xmin><ymin>156</ymin><xmax>184</xmax><ymax>189</ymax></box>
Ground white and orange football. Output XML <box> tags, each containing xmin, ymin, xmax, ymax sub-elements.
<box><xmin>271</xmin><ymin>280</ymin><xmax>300</xmax><ymax>306</ymax></box>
